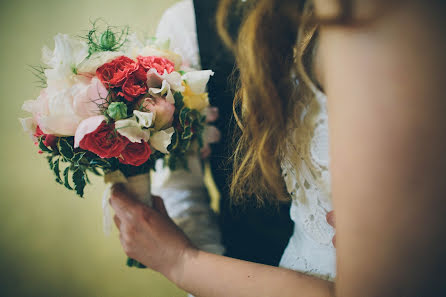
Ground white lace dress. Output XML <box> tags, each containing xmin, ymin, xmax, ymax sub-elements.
<box><xmin>156</xmin><ymin>0</ymin><xmax>336</xmax><ymax>281</ymax></box>
<box><xmin>279</xmin><ymin>89</ymin><xmax>336</xmax><ymax>280</ymax></box>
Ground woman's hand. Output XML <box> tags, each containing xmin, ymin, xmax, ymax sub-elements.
<box><xmin>109</xmin><ymin>184</ymin><xmax>196</xmax><ymax>282</ymax></box>
<box><xmin>326</xmin><ymin>211</ymin><xmax>336</xmax><ymax>247</ymax></box>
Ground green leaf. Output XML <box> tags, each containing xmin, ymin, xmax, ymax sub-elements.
<box><xmin>63</xmin><ymin>167</ymin><xmax>73</xmax><ymax>190</ymax></box>
<box><xmin>72</xmin><ymin>152</ymin><xmax>86</xmax><ymax>165</ymax></box>
<box><xmin>197</xmin><ymin>134</ymin><xmax>204</xmax><ymax>148</ymax></box>
<box><xmin>126</xmin><ymin>257</ymin><xmax>134</xmax><ymax>267</ymax></box>
<box><xmin>88</xmin><ymin>167</ymin><xmax>102</xmax><ymax>176</ymax></box>
<box><xmin>47</xmin><ymin>156</ymin><xmax>54</xmax><ymax>170</ymax></box>
<box><xmin>39</xmin><ymin>138</ymin><xmax>52</xmax><ymax>153</ymax></box>
<box><xmin>72</xmin><ymin>169</ymin><xmax>86</xmax><ymax>197</ymax></box>
<box><xmin>58</xmin><ymin>138</ymin><xmax>74</xmax><ymax>160</ymax></box>
<box><xmin>90</xmin><ymin>158</ymin><xmax>111</xmax><ymax>168</ymax></box>
<box><xmin>174</xmin><ymin>92</ymin><xmax>184</xmax><ymax>110</ymax></box>
<box><xmin>182</xmin><ymin>126</ymin><xmax>192</xmax><ymax>139</ymax></box>
<box><xmin>53</xmin><ymin>159</ymin><xmax>63</xmax><ymax>184</ymax></box>
<box><xmin>179</xmin><ymin>107</ymin><xmax>190</xmax><ymax>126</ymax></box>
<box><xmin>179</xmin><ymin>138</ymin><xmax>191</xmax><ymax>152</ymax></box>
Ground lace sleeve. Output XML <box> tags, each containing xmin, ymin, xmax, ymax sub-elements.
<box><xmin>151</xmin><ymin>0</ymin><xmax>224</xmax><ymax>255</ymax></box>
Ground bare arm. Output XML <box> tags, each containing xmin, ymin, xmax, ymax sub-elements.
<box><xmin>177</xmin><ymin>249</ymin><xmax>333</xmax><ymax>297</ymax></box>
<box><xmin>110</xmin><ymin>187</ymin><xmax>334</xmax><ymax>297</ymax></box>
<box><xmin>314</xmin><ymin>0</ymin><xmax>446</xmax><ymax>296</ymax></box>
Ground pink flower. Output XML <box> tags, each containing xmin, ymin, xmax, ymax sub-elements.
<box><xmin>138</xmin><ymin>97</ymin><xmax>175</xmax><ymax>130</ymax></box>
<box><xmin>137</xmin><ymin>56</ymin><xmax>175</xmax><ymax>75</ymax></box>
<box><xmin>22</xmin><ymin>77</ymin><xmax>107</xmax><ymax>136</ymax></box>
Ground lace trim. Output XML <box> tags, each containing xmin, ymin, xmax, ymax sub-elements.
<box><xmin>281</xmin><ymin>89</ymin><xmax>334</xmax><ymax>246</ymax></box>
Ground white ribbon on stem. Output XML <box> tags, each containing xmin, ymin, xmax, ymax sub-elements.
<box><xmin>103</xmin><ymin>171</ymin><xmax>152</xmax><ymax>235</ymax></box>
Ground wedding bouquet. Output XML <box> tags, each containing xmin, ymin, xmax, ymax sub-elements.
<box><xmin>20</xmin><ymin>24</ymin><xmax>218</xmax><ymax>267</ymax></box>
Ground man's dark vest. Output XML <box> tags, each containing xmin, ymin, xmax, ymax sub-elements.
<box><xmin>193</xmin><ymin>0</ymin><xmax>294</xmax><ymax>266</ymax></box>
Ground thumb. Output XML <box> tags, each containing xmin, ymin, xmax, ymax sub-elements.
<box><xmin>152</xmin><ymin>196</ymin><xmax>169</xmax><ymax>217</ymax></box>
<box><xmin>109</xmin><ymin>183</ymin><xmax>139</xmax><ymax>219</ymax></box>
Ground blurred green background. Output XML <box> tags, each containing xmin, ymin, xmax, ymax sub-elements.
<box><xmin>0</xmin><ymin>0</ymin><xmax>204</xmax><ymax>296</ymax></box>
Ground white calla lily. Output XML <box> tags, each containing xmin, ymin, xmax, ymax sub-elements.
<box><xmin>115</xmin><ymin>116</ymin><xmax>150</xmax><ymax>143</ymax></box>
<box><xmin>150</xmin><ymin>127</ymin><xmax>174</xmax><ymax>154</ymax></box>
<box><xmin>148</xmin><ymin>80</ymin><xmax>175</xmax><ymax>104</ymax></box>
<box><xmin>182</xmin><ymin>70</ymin><xmax>214</xmax><ymax>94</ymax></box>
<box><xmin>133</xmin><ymin>110</ymin><xmax>154</xmax><ymax>128</ymax></box>
<box><xmin>147</xmin><ymin>68</ymin><xmax>184</xmax><ymax>93</ymax></box>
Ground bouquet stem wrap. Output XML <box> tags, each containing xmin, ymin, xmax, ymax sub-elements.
<box><xmin>103</xmin><ymin>171</ymin><xmax>152</xmax><ymax>268</ymax></box>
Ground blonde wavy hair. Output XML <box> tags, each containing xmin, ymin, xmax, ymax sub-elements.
<box><xmin>216</xmin><ymin>0</ymin><xmax>334</xmax><ymax>205</ymax></box>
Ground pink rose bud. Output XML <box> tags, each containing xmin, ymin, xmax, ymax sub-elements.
<box><xmin>138</xmin><ymin>97</ymin><xmax>175</xmax><ymax>130</ymax></box>
<box><xmin>206</xmin><ymin>107</ymin><xmax>219</xmax><ymax>123</ymax></box>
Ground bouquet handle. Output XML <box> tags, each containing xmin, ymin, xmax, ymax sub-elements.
<box><xmin>103</xmin><ymin>171</ymin><xmax>152</xmax><ymax>268</ymax></box>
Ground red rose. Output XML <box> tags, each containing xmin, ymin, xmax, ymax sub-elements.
<box><xmin>96</xmin><ymin>56</ymin><xmax>138</xmax><ymax>88</ymax></box>
<box><xmin>137</xmin><ymin>56</ymin><xmax>175</xmax><ymax>74</ymax></box>
<box><xmin>117</xmin><ymin>74</ymin><xmax>148</xmax><ymax>102</ymax></box>
<box><xmin>119</xmin><ymin>141</ymin><xmax>151</xmax><ymax>166</ymax></box>
<box><xmin>34</xmin><ymin>126</ymin><xmax>45</xmax><ymax>138</ymax></box>
<box><xmin>79</xmin><ymin>121</ymin><xmax>129</xmax><ymax>158</ymax></box>
<box><xmin>34</xmin><ymin>125</ymin><xmax>57</xmax><ymax>149</ymax></box>
<box><xmin>44</xmin><ymin>134</ymin><xmax>57</xmax><ymax>149</ymax></box>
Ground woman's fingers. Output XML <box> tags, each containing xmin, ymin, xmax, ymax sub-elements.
<box><xmin>113</xmin><ymin>214</ymin><xmax>121</xmax><ymax>229</ymax></box>
<box><xmin>326</xmin><ymin>211</ymin><xmax>335</xmax><ymax>227</ymax></box>
<box><xmin>326</xmin><ymin>211</ymin><xmax>336</xmax><ymax>247</ymax></box>
<box><xmin>109</xmin><ymin>184</ymin><xmax>139</xmax><ymax>219</ymax></box>
<box><xmin>152</xmin><ymin>195</ymin><xmax>169</xmax><ymax>217</ymax></box>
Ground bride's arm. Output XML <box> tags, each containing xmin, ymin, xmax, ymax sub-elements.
<box><xmin>110</xmin><ymin>187</ymin><xmax>334</xmax><ymax>297</ymax></box>
<box><xmin>315</xmin><ymin>0</ymin><xmax>446</xmax><ymax>296</ymax></box>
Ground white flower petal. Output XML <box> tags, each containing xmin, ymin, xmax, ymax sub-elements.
<box><xmin>182</xmin><ymin>70</ymin><xmax>214</xmax><ymax>94</ymax></box>
<box><xmin>74</xmin><ymin>115</ymin><xmax>106</xmax><ymax>148</ymax></box>
<box><xmin>77</xmin><ymin>51</ymin><xmax>124</xmax><ymax>74</ymax></box>
<box><xmin>42</xmin><ymin>34</ymin><xmax>88</xmax><ymax>84</ymax></box>
<box><xmin>146</xmin><ymin>68</ymin><xmax>164</xmax><ymax>87</ymax></box>
<box><xmin>22</xmin><ymin>100</ymin><xmax>36</xmax><ymax>113</ymax></box>
<box><xmin>38</xmin><ymin>115</ymin><xmax>82</xmax><ymax>136</ymax></box>
<box><xmin>148</xmin><ymin>80</ymin><xmax>175</xmax><ymax>104</ymax></box>
<box><xmin>164</xmin><ymin>70</ymin><xmax>184</xmax><ymax>92</ymax></box>
<box><xmin>42</xmin><ymin>34</ymin><xmax>89</xmax><ymax>68</ymax></box>
<box><xmin>165</xmin><ymin>88</ymin><xmax>175</xmax><ymax>104</ymax></box>
<box><xmin>148</xmin><ymin>79</ymin><xmax>170</xmax><ymax>96</ymax></box>
<box><xmin>133</xmin><ymin>110</ymin><xmax>154</xmax><ymax>128</ymax></box>
<box><xmin>19</xmin><ymin>117</ymin><xmax>37</xmax><ymax>135</ymax></box>
<box><xmin>115</xmin><ymin>116</ymin><xmax>150</xmax><ymax>143</ymax></box>
<box><xmin>150</xmin><ymin>127</ymin><xmax>174</xmax><ymax>154</ymax></box>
